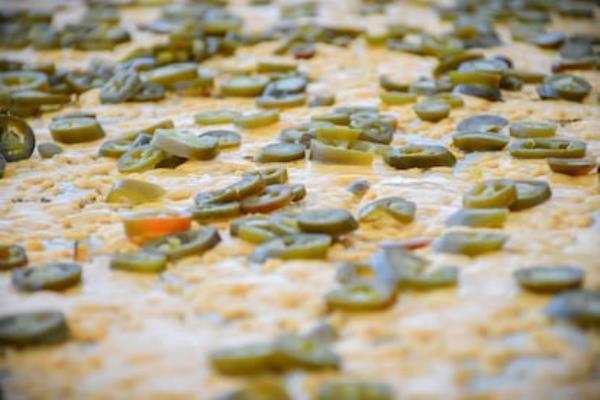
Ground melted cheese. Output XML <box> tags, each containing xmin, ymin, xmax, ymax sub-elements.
<box><xmin>0</xmin><ymin>0</ymin><xmax>599</xmax><ymax>399</ymax></box>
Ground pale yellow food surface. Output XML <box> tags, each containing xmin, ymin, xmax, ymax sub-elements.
<box><xmin>1</xmin><ymin>1</ymin><xmax>599</xmax><ymax>399</ymax></box>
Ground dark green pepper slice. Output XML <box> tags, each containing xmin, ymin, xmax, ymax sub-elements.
<box><xmin>0</xmin><ymin>115</ymin><xmax>35</xmax><ymax>161</ymax></box>
<box><xmin>358</xmin><ymin>197</ymin><xmax>416</xmax><ymax>223</ymax></box>
<box><xmin>433</xmin><ymin>231</ymin><xmax>508</xmax><ymax>256</ymax></box>
<box><xmin>143</xmin><ymin>227</ymin><xmax>221</xmax><ymax>261</ymax></box>
<box><xmin>191</xmin><ymin>201</ymin><xmax>241</xmax><ymax>222</ymax></box>
<box><xmin>279</xmin><ymin>122</ymin><xmax>333</xmax><ymax>146</ymax></box>
<box><xmin>110</xmin><ymin>251</ymin><xmax>167</xmax><ymax>273</ymax></box>
<box><xmin>317</xmin><ymin>382</ymin><xmax>394</xmax><ymax>400</ymax></box>
<box><xmin>196</xmin><ymin>173</ymin><xmax>265</xmax><ymax>204</ymax></box>
<box><xmin>452</xmin><ymin>131</ymin><xmax>509</xmax><ymax>152</ymax></box>
<box><xmin>297</xmin><ymin>208</ymin><xmax>358</xmax><ymax>236</ymax></box>
<box><xmin>510</xmin><ymin>180</ymin><xmax>551</xmax><ymax>211</ymax></box>
<box><xmin>210</xmin><ymin>343</ymin><xmax>277</xmax><ymax>375</ymax></box>
<box><xmin>240</xmin><ymin>184</ymin><xmax>293</xmax><ymax>213</ymax></box>
<box><xmin>132</xmin><ymin>82</ymin><xmax>165</xmax><ymax>102</ymax></box>
<box><xmin>537</xmin><ymin>74</ymin><xmax>592</xmax><ymax>102</ymax></box>
<box><xmin>199</xmin><ymin>130</ymin><xmax>241</xmax><ymax>149</ymax></box>
<box><xmin>547</xmin><ymin>158</ymin><xmax>597</xmax><ymax>176</ymax></box>
<box><xmin>0</xmin><ymin>244</ymin><xmax>28</xmax><ymax>270</ymax></box>
<box><xmin>100</xmin><ymin>70</ymin><xmax>141</xmax><ymax>104</ymax></box>
<box><xmin>231</xmin><ymin>217</ymin><xmax>279</xmax><ymax>244</ymax></box>
<box><xmin>221</xmin><ymin>76</ymin><xmax>269</xmax><ymax>97</ymax></box>
<box><xmin>413</xmin><ymin>100</ymin><xmax>450</xmax><ymax>122</ymax></box>
<box><xmin>509</xmin><ymin>121</ymin><xmax>557</xmax><ymax>138</ymax></box>
<box><xmin>37</xmin><ymin>142</ymin><xmax>63</xmax><ymax>159</ymax></box>
<box><xmin>326</xmin><ymin>281</ymin><xmax>396</xmax><ymax>311</ymax></box>
<box><xmin>49</xmin><ymin>117</ymin><xmax>105</xmax><ymax>144</ymax></box>
<box><xmin>250</xmin><ymin>233</ymin><xmax>332</xmax><ymax>262</ymax></box>
<box><xmin>509</xmin><ymin>139</ymin><xmax>586</xmax><ymax>159</ymax></box>
<box><xmin>529</xmin><ymin>32</ymin><xmax>567</xmax><ymax>49</ymax></box>
<box><xmin>273</xmin><ymin>333</ymin><xmax>339</xmax><ymax>370</ymax></box>
<box><xmin>12</xmin><ymin>262</ymin><xmax>82</xmax><ymax>292</ymax></box>
<box><xmin>106</xmin><ymin>179</ymin><xmax>165</xmax><ymax>205</ymax></box>
<box><xmin>545</xmin><ymin>290</ymin><xmax>600</xmax><ymax>328</ymax></box>
<box><xmin>446</xmin><ymin>208</ymin><xmax>508</xmax><ymax>228</ymax></box>
<box><xmin>384</xmin><ymin>145</ymin><xmax>456</xmax><ymax>169</ymax></box>
<box><xmin>255</xmin><ymin>142</ymin><xmax>305</xmax><ymax>163</ymax></box>
<box><xmin>457</xmin><ymin>114</ymin><xmax>508</xmax><ymax>133</ymax></box>
<box><xmin>455</xmin><ymin>84</ymin><xmax>502</xmax><ymax>103</ymax></box>
<box><xmin>117</xmin><ymin>144</ymin><xmax>166</xmax><ymax>173</ymax></box>
<box><xmin>514</xmin><ymin>266</ymin><xmax>584</xmax><ymax>293</ymax></box>
<box><xmin>463</xmin><ymin>180</ymin><xmax>517</xmax><ymax>208</ymax></box>
<box><xmin>194</xmin><ymin>110</ymin><xmax>240</xmax><ymax>125</ymax></box>
<box><xmin>0</xmin><ymin>311</ymin><xmax>69</xmax><ymax>347</ymax></box>
<box><xmin>151</xmin><ymin>129</ymin><xmax>219</xmax><ymax>160</ymax></box>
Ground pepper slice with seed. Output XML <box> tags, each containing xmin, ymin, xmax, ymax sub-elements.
<box><xmin>0</xmin><ymin>115</ymin><xmax>35</xmax><ymax>161</ymax></box>
<box><xmin>240</xmin><ymin>184</ymin><xmax>293</xmax><ymax>213</ymax></box>
<box><xmin>310</xmin><ymin>140</ymin><xmax>374</xmax><ymax>165</ymax></box>
<box><xmin>12</xmin><ymin>262</ymin><xmax>82</xmax><ymax>292</ymax></box>
<box><xmin>143</xmin><ymin>227</ymin><xmax>221</xmax><ymax>261</ymax></box>
<box><xmin>509</xmin><ymin>139</ymin><xmax>587</xmax><ymax>159</ymax></box>
<box><xmin>151</xmin><ymin>129</ymin><xmax>219</xmax><ymax>160</ymax></box>
<box><xmin>463</xmin><ymin>180</ymin><xmax>517</xmax><ymax>209</ymax></box>
<box><xmin>100</xmin><ymin>70</ymin><xmax>141</xmax><ymax>104</ymax></box>
<box><xmin>358</xmin><ymin>197</ymin><xmax>416</xmax><ymax>223</ymax></box>
<box><xmin>117</xmin><ymin>144</ymin><xmax>166</xmax><ymax>173</ymax></box>
<box><xmin>250</xmin><ymin>233</ymin><xmax>332</xmax><ymax>262</ymax></box>
<box><xmin>433</xmin><ymin>231</ymin><xmax>508</xmax><ymax>256</ymax></box>
<box><xmin>510</xmin><ymin>180</ymin><xmax>552</xmax><ymax>211</ymax></box>
<box><xmin>456</xmin><ymin>114</ymin><xmax>508</xmax><ymax>133</ymax></box>
<box><xmin>199</xmin><ymin>130</ymin><xmax>241</xmax><ymax>149</ymax></box>
<box><xmin>326</xmin><ymin>281</ymin><xmax>397</xmax><ymax>311</ymax></box>
<box><xmin>384</xmin><ymin>145</ymin><xmax>456</xmax><ymax>169</ymax></box>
